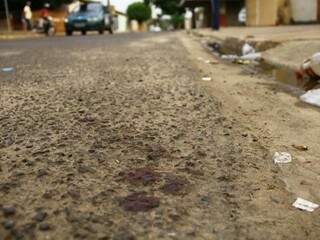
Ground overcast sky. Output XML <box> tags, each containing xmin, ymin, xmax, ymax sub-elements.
<box><xmin>109</xmin><ymin>0</ymin><xmax>142</xmax><ymax>13</ymax></box>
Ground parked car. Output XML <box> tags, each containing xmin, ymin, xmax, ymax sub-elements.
<box><xmin>64</xmin><ymin>2</ymin><xmax>113</xmax><ymax>36</ymax></box>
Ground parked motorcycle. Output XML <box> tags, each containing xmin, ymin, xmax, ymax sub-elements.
<box><xmin>35</xmin><ymin>17</ymin><xmax>56</xmax><ymax>36</ymax></box>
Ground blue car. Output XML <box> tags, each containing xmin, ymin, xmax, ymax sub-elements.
<box><xmin>64</xmin><ymin>2</ymin><xmax>113</xmax><ymax>36</ymax></box>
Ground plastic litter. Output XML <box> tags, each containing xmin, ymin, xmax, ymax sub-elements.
<box><xmin>292</xmin><ymin>144</ymin><xmax>308</xmax><ymax>151</ymax></box>
<box><xmin>273</xmin><ymin>152</ymin><xmax>292</xmax><ymax>164</ymax></box>
<box><xmin>202</xmin><ymin>77</ymin><xmax>212</xmax><ymax>81</ymax></box>
<box><xmin>197</xmin><ymin>57</ymin><xmax>218</xmax><ymax>65</ymax></box>
<box><xmin>300</xmin><ymin>89</ymin><xmax>320</xmax><ymax>107</ymax></box>
<box><xmin>292</xmin><ymin>198</ymin><xmax>319</xmax><ymax>212</ymax></box>
<box><xmin>221</xmin><ymin>54</ymin><xmax>261</xmax><ymax>64</ymax></box>
<box><xmin>242</xmin><ymin>43</ymin><xmax>255</xmax><ymax>56</ymax></box>
<box><xmin>301</xmin><ymin>52</ymin><xmax>320</xmax><ymax>77</ymax></box>
<box><xmin>241</xmin><ymin>53</ymin><xmax>262</xmax><ymax>61</ymax></box>
<box><xmin>208</xmin><ymin>42</ymin><xmax>221</xmax><ymax>52</ymax></box>
<box><xmin>1</xmin><ymin>67</ymin><xmax>14</xmax><ymax>72</ymax></box>
<box><xmin>235</xmin><ymin>59</ymin><xmax>251</xmax><ymax>65</ymax></box>
<box><xmin>221</xmin><ymin>55</ymin><xmax>239</xmax><ymax>60</ymax></box>
<box><xmin>207</xmin><ymin>60</ymin><xmax>219</xmax><ymax>64</ymax></box>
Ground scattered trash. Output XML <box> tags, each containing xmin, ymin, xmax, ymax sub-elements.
<box><xmin>208</xmin><ymin>42</ymin><xmax>221</xmax><ymax>53</ymax></box>
<box><xmin>242</xmin><ymin>43</ymin><xmax>255</xmax><ymax>56</ymax></box>
<box><xmin>296</xmin><ymin>53</ymin><xmax>320</xmax><ymax>90</ymax></box>
<box><xmin>297</xmin><ymin>52</ymin><xmax>320</xmax><ymax>80</ymax></box>
<box><xmin>273</xmin><ymin>152</ymin><xmax>292</xmax><ymax>164</ymax></box>
<box><xmin>300</xmin><ymin>89</ymin><xmax>320</xmax><ymax>107</ymax></box>
<box><xmin>197</xmin><ymin>57</ymin><xmax>219</xmax><ymax>65</ymax></box>
<box><xmin>1</xmin><ymin>67</ymin><xmax>14</xmax><ymax>72</ymax></box>
<box><xmin>292</xmin><ymin>198</ymin><xmax>319</xmax><ymax>212</ymax></box>
<box><xmin>221</xmin><ymin>54</ymin><xmax>239</xmax><ymax>60</ymax></box>
<box><xmin>292</xmin><ymin>144</ymin><xmax>308</xmax><ymax>151</ymax></box>
<box><xmin>206</xmin><ymin>59</ymin><xmax>219</xmax><ymax>64</ymax></box>
<box><xmin>241</xmin><ymin>52</ymin><xmax>262</xmax><ymax>61</ymax></box>
<box><xmin>235</xmin><ymin>59</ymin><xmax>251</xmax><ymax>65</ymax></box>
<box><xmin>221</xmin><ymin>53</ymin><xmax>261</xmax><ymax>63</ymax></box>
<box><xmin>202</xmin><ymin>77</ymin><xmax>212</xmax><ymax>81</ymax></box>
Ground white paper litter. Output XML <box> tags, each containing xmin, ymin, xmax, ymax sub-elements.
<box><xmin>221</xmin><ymin>54</ymin><xmax>239</xmax><ymax>60</ymax></box>
<box><xmin>273</xmin><ymin>152</ymin><xmax>292</xmax><ymax>164</ymax></box>
<box><xmin>242</xmin><ymin>43</ymin><xmax>255</xmax><ymax>56</ymax></box>
<box><xmin>300</xmin><ymin>89</ymin><xmax>320</xmax><ymax>107</ymax></box>
<box><xmin>292</xmin><ymin>198</ymin><xmax>319</xmax><ymax>212</ymax></box>
<box><xmin>197</xmin><ymin>57</ymin><xmax>218</xmax><ymax>64</ymax></box>
<box><xmin>202</xmin><ymin>77</ymin><xmax>212</xmax><ymax>81</ymax></box>
<box><xmin>240</xmin><ymin>53</ymin><xmax>262</xmax><ymax>61</ymax></box>
<box><xmin>1</xmin><ymin>67</ymin><xmax>14</xmax><ymax>72</ymax></box>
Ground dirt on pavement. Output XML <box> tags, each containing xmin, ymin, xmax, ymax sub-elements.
<box><xmin>0</xmin><ymin>33</ymin><xmax>319</xmax><ymax>240</ymax></box>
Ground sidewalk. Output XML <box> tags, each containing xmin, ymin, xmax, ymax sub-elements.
<box><xmin>0</xmin><ymin>31</ymin><xmax>40</xmax><ymax>40</ymax></box>
<box><xmin>194</xmin><ymin>25</ymin><xmax>320</xmax><ymax>69</ymax></box>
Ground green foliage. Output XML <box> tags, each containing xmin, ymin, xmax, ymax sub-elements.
<box><xmin>171</xmin><ymin>13</ymin><xmax>184</xmax><ymax>29</ymax></box>
<box><xmin>147</xmin><ymin>0</ymin><xmax>183</xmax><ymax>15</ymax></box>
<box><xmin>0</xmin><ymin>0</ymin><xmax>72</xmax><ymax>11</ymax></box>
<box><xmin>127</xmin><ymin>2</ymin><xmax>151</xmax><ymax>23</ymax></box>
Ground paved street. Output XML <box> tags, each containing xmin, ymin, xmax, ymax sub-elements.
<box><xmin>1</xmin><ymin>33</ymin><xmax>320</xmax><ymax>240</ymax></box>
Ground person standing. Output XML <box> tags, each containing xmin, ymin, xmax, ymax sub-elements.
<box><xmin>211</xmin><ymin>0</ymin><xmax>220</xmax><ymax>30</ymax></box>
<box><xmin>184</xmin><ymin>8</ymin><xmax>193</xmax><ymax>32</ymax></box>
<box><xmin>23</xmin><ymin>1</ymin><xmax>33</xmax><ymax>31</ymax></box>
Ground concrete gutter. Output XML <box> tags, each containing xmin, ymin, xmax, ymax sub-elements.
<box><xmin>192</xmin><ymin>28</ymin><xmax>320</xmax><ymax>71</ymax></box>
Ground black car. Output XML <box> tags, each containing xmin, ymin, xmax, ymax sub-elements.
<box><xmin>64</xmin><ymin>2</ymin><xmax>113</xmax><ymax>35</ymax></box>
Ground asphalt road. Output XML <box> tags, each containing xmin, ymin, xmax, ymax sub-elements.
<box><xmin>0</xmin><ymin>33</ymin><xmax>319</xmax><ymax>240</ymax></box>
<box><xmin>0</xmin><ymin>32</ymin><xmax>154</xmax><ymax>49</ymax></box>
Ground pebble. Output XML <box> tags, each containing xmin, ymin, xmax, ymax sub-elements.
<box><xmin>2</xmin><ymin>219</ymin><xmax>15</xmax><ymax>229</ymax></box>
<box><xmin>2</xmin><ymin>206</ymin><xmax>16</xmax><ymax>216</ymax></box>
<box><xmin>37</xmin><ymin>169</ymin><xmax>48</xmax><ymax>178</ymax></box>
<box><xmin>33</xmin><ymin>210</ymin><xmax>47</xmax><ymax>222</ymax></box>
<box><xmin>200</xmin><ymin>196</ymin><xmax>210</xmax><ymax>204</ymax></box>
<box><xmin>39</xmin><ymin>223</ymin><xmax>51</xmax><ymax>231</ymax></box>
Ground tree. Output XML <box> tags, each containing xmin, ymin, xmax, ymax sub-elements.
<box><xmin>0</xmin><ymin>0</ymin><xmax>72</xmax><ymax>11</ymax></box>
<box><xmin>171</xmin><ymin>13</ymin><xmax>184</xmax><ymax>29</ymax></box>
<box><xmin>144</xmin><ymin>0</ymin><xmax>183</xmax><ymax>15</ymax></box>
<box><xmin>127</xmin><ymin>2</ymin><xmax>151</xmax><ymax>23</ymax></box>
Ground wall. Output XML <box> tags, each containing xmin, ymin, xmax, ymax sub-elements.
<box><xmin>290</xmin><ymin>0</ymin><xmax>317</xmax><ymax>22</ymax></box>
<box><xmin>246</xmin><ymin>0</ymin><xmax>278</xmax><ymax>26</ymax></box>
<box><xmin>115</xmin><ymin>14</ymin><xmax>127</xmax><ymax>33</ymax></box>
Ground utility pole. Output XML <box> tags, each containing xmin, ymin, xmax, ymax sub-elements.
<box><xmin>211</xmin><ymin>0</ymin><xmax>220</xmax><ymax>30</ymax></box>
<box><xmin>3</xmin><ymin>0</ymin><xmax>11</xmax><ymax>32</ymax></box>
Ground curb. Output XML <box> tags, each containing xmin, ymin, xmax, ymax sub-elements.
<box><xmin>192</xmin><ymin>29</ymin><xmax>296</xmax><ymax>71</ymax></box>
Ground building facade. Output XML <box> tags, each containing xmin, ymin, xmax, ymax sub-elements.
<box><xmin>181</xmin><ymin>0</ymin><xmax>320</xmax><ymax>28</ymax></box>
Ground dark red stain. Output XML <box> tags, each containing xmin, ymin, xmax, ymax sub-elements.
<box><xmin>120</xmin><ymin>168</ymin><xmax>160</xmax><ymax>185</ymax></box>
<box><xmin>161</xmin><ymin>176</ymin><xmax>188</xmax><ymax>194</ymax></box>
<box><xmin>120</xmin><ymin>192</ymin><xmax>160</xmax><ymax>212</ymax></box>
